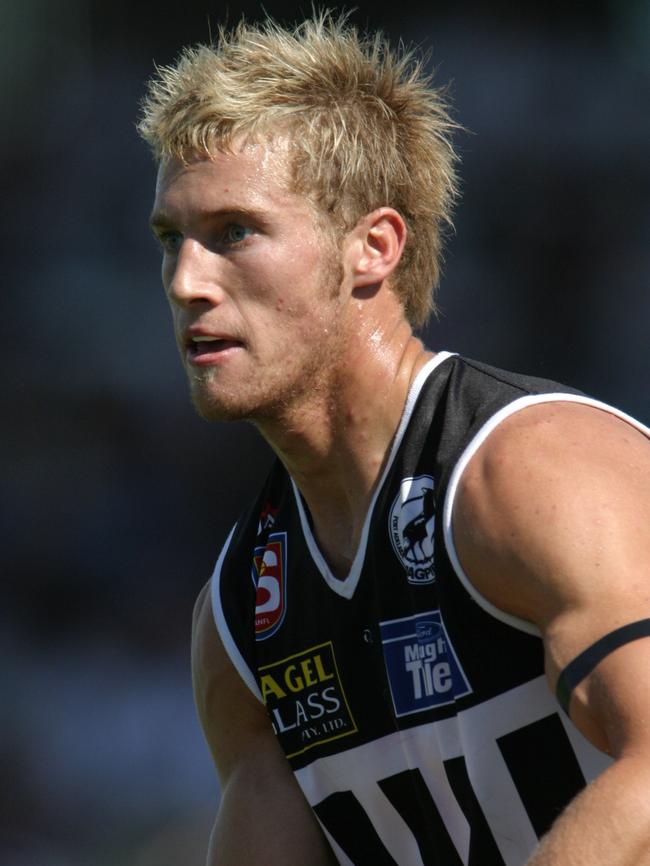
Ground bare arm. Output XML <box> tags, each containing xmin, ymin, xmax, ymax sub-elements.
<box><xmin>191</xmin><ymin>583</ymin><xmax>337</xmax><ymax>866</ymax></box>
<box><xmin>452</xmin><ymin>401</ymin><xmax>650</xmax><ymax>865</ymax></box>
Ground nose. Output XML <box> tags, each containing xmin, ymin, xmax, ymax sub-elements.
<box><xmin>165</xmin><ymin>238</ymin><xmax>223</xmax><ymax>308</ymax></box>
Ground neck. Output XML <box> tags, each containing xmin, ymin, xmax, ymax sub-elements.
<box><xmin>255</xmin><ymin>316</ymin><xmax>436</xmax><ymax>576</ymax></box>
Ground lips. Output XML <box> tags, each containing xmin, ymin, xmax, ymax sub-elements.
<box><xmin>190</xmin><ymin>336</ymin><xmax>241</xmax><ymax>356</ymax></box>
<box><xmin>184</xmin><ymin>330</ymin><xmax>244</xmax><ymax>365</ymax></box>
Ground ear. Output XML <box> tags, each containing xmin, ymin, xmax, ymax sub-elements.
<box><xmin>347</xmin><ymin>208</ymin><xmax>407</xmax><ymax>289</ymax></box>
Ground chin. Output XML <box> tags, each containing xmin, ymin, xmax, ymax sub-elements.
<box><xmin>186</xmin><ymin>362</ymin><xmax>317</xmax><ymax>425</ymax></box>
<box><xmin>188</xmin><ymin>379</ymin><xmax>262</xmax><ymax>423</ymax></box>
<box><xmin>191</xmin><ymin>391</ymin><xmax>249</xmax><ymax>423</ymax></box>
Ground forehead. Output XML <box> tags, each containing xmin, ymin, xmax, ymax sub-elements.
<box><xmin>151</xmin><ymin>138</ymin><xmax>306</xmax><ymax>221</ymax></box>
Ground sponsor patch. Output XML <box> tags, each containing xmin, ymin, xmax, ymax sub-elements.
<box><xmin>252</xmin><ymin>531</ymin><xmax>287</xmax><ymax>640</ymax></box>
<box><xmin>389</xmin><ymin>475</ymin><xmax>436</xmax><ymax>584</ymax></box>
<box><xmin>380</xmin><ymin>611</ymin><xmax>472</xmax><ymax>717</ymax></box>
<box><xmin>259</xmin><ymin>642</ymin><xmax>358</xmax><ymax>759</ymax></box>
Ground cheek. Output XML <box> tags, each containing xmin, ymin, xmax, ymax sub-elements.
<box><xmin>168</xmin><ymin>307</ymin><xmax>184</xmax><ymax>343</ymax></box>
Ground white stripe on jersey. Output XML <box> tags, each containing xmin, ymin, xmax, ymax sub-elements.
<box><xmin>296</xmin><ymin>676</ymin><xmax>611</xmax><ymax>866</ymax></box>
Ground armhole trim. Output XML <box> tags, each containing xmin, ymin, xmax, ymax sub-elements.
<box><xmin>210</xmin><ymin>523</ymin><xmax>263</xmax><ymax>702</ymax></box>
<box><xmin>442</xmin><ymin>392</ymin><xmax>650</xmax><ymax>637</ymax></box>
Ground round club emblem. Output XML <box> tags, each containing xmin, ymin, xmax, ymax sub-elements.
<box><xmin>389</xmin><ymin>475</ymin><xmax>436</xmax><ymax>584</ymax></box>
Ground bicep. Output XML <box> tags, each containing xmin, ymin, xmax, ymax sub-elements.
<box><xmin>191</xmin><ymin>582</ymin><xmax>336</xmax><ymax>865</ymax></box>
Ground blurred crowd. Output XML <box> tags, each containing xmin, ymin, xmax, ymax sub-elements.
<box><xmin>2</xmin><ymin>1</ymin><xmax>648</xmax><ymax>863</ymax></box>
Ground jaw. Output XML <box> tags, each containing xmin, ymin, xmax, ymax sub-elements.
<box><xmin>181</xmin><ymin>289</ymin><xmax>351</xmax><ymax>427</ymax></box>
<box><xmin>186</xmin><ymin>334</ymin><xmax>339</xmax><ymax>429</ymax></box>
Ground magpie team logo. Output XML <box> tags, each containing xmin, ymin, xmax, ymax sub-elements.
<box><xmin>252</xmin><ymin>531</ymin><xmax>288</xmax><ymax>640</ymax></box>
<box><xmin>389</xmin><ymin>475</ymin><xmax>436</xmax><ymax>584</ymax></box>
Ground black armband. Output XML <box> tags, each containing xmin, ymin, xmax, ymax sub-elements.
<box><xmin>555</xmin><ymin>618</ymin><xmax>650</xmax><ymax>715</ymax></box>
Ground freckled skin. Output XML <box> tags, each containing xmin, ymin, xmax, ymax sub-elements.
<box><xmin>151</xmin><ymin>141</ymin><xmax>345</xmax><ymax>425</ymax></box>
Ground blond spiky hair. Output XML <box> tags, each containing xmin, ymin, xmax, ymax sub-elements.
<box><xmin>138</xmin><ymin>12</ymin><xmax>460</xmax><ymax>325</ymax></box>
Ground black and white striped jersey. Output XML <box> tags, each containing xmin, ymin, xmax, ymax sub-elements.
<box><xmin>211</xmin><ymin>351</ymin><xmax>648</xmax><ymax>866</ymax></box>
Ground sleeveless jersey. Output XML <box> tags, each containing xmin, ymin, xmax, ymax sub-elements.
<box><xmin>210</xmin><ymin>352</ymin><xmax>649</xmax><ymax>866</ymax></box>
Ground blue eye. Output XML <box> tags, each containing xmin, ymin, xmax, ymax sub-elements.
<box><xmin>223</xmin><ymin>224</ymin><xmax>252</xmax><ymax>244</ymax></box>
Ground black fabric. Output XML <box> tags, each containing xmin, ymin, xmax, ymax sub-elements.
<box><xmin>379</xmin><ymin>769</ymin><xmax>464</xmax><ymax>865</ymax></box>
<box><xmin>443</xmin><ymin>756</ymin><xmax>506</xmax><ymax>865</ymax></box>
<box><xmin>314</xmin><ymin>792</ymin><xmax>399</xmax><ymax>865</ymax></box>
<box><xmin>214</xmin><ymin>354</ymin><xmax>609</xmax><ymax>865</ymax></box>
<box><xmin>497</xmin><ymin>714</ymin><xmax>586</xmax><ymax>837</ymax></box>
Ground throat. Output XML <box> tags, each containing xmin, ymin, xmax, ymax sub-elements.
<box><xmin>311</xmin><ymin>519</ymin><xmax>360</xmax><ymax>580</ymax></box>
<box><xmin>292</xmin><ymin>471</ymin><xmax>378</xmax><ymax>583</ymax></box>
<box><xmin>319</xmin><ymin>542</ymin><xmax>355</xmax><ymax>581</ymax></box>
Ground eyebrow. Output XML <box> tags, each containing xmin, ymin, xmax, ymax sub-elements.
<box><xmin>148</xmin><ymin>206</ymin><xmax>270</xmax><ymax>232</ymax></box>
<box><xmin>148</xmin><ymin>212</ymin><xmax>174</xmax><ymax>232</ymax></box>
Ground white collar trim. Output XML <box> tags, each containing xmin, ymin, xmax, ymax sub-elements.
<box><xmin>291</xmin><ymin>351</ymin><xmax>456</xmax><ymax>599</ymax></box>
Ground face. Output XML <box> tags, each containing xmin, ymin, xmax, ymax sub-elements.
<box><xmin>150</xmin><ymin>140</ymin><xmax>346</xmax><ymax>423</ymax></box>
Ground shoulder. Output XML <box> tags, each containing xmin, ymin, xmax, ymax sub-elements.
<box><xmin>457</xmin><ymin>398</ymin><xmax>649</xmax><ymax>515</ymax></box>
<box><xmin>451</xmin><ymin>399</ymin><xmax>650</xmax><ymax>628</ymax></box>
<box><xmin>445</xmin><ymin>355</ymin><xmax>584</xmax><ymax>403</ymax></box>
<box><xmin>461</xmin><ymin>398</ymin><xmax>649</xmax><ymax>496</ymax></box>
<box><xmin>435</xmin><ymin>355</ymin><xmax>585</xmax><ymax>457</ymax></box>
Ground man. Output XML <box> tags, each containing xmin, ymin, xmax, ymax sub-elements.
<box><xmin>139</xmin><ymin>14</ymin><xmax>650</xmax><ymax>866</ymax></box>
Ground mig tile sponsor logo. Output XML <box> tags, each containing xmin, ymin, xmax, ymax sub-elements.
<box><xmin>389</xmin><ymin>475</ymin><xmax>436</xmax><ymax>584</ymax></box>
<box><xmin>251</xmin><ymin>531</ymin><xmax>287</xmax><ymax>641</ymax></box>
<box><xmin>380</xmin><ymin>611</ymin><xmax>472</xmax><ymax>718</ymax></box>
<box><xmin>259</xmin><ymin>642</ymin><xmax>358</xmax><ymax>759</ymax></box>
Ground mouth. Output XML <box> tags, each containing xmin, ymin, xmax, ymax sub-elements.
<box><xmin>186</xmin><ymin>334</ymin><xmax>245</xmax><ymax>365</ymax></box>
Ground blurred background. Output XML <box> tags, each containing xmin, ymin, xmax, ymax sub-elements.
<box><xmin>2</xmin><ymin>0</ymin><xmax>648</xmax><ymax>863</ymax></box>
